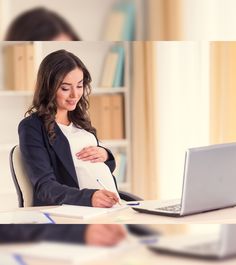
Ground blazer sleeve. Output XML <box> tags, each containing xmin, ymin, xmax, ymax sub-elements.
<box><xmin>0</xmin><ymin>225</ymin><xmax>87</xmax><ymax>243</ymax></box>
<box><xmin>93</xmin><ymin>133</ymin><xmax>116</xmax><ymax>173</ymax></box>
<box><xmin>18</xmin><ymin>118</ymin><xmax>96</xmax><ymax>206</ymax></box>
<box><xmin>101</xmin><ymin>146</ymin><xmax>116</xmax><ymax>173</ymax></box>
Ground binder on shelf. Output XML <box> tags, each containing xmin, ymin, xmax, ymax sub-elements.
<box><xmin>110</xmin><ymin>94</ymin><xmax>124</xmax><ymax>139</ymax></box>
<box><xmin>89</xmin><ymin>94</ymin><xmax>124</xmax><ymax>140</ymax></box>
<box><xmin>3</xmin><ymin>43</ymin><xmax>36</xmax><ymax>91</ymax></box>
<box><xmin>100</xmin><ymin>45</ymin><xmax>125</xmax><ymax>88</ymax></box>
<box><xmin>4</xmin><ymin>44</ymin><xmax>25</xmax><ymax>90</ymax></box>
<box><xmin>24</xmin><ymin>43</ymin><xmax>35</xmax><ymax>90</ymax></box>
<box><xmin>103</xmin><ymin>0</ymin><xmax>135</xmax><ymax>41</ymax></box>
<box><xmin>89</xmin><ymin>95</ymin><xmax>112</xmax><ymax>140</ymax></box>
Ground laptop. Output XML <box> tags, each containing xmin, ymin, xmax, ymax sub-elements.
<box><xmin>149</xmin><ymin>224</ymin><xmax>236</xmax><ymax>260</ymax></box>
<box><xmin>133</xmin><ymin>142</ymin><xmax>236</xmax><ymax>217</ymax></box>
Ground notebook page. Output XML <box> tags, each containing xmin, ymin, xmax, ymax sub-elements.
<box><xmin>41</xmin><ymin>204</ymin><xmax>128</xmax><ymax>219</ymax></box>
<box><xmin>0</xmin><ymin>211</ymin><xmax>53</xmax><ymax>224</ymax></box>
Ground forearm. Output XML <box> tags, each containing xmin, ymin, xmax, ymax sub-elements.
<box><xmin>35</xmin><ymin>179</ymin><xmax>97</xmax><ymax>206</ymax></box>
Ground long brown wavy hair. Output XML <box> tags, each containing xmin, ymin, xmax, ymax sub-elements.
<box><xmin>26</xmin><ymin>49</ymin><xmax>96</xmax><ymax>142</ymax></box>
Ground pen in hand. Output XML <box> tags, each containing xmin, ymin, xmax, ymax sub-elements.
<box><xmin>96</xmin><ymin>179</ymin><xmax>121</xmax><ymax>205</ymax></box>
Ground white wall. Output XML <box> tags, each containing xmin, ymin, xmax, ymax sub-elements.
<box><xmin>187</xmin><ymin>224</ymin><xmax>220</xmax><ymax>234</ymax></box>
<box><xmin>155</xmin><ymin>41</ymin><xmax>210</xmax><ymax>199</ymax></box>
<box><xmin>40</xmin><ymin>42</ymin><xmax>113</xmax><ymax>87</ymax></box>
<box><xmin>182</xmin><ymin>0</ymin><xmax>236</xmax><ymax>40</ymax></box>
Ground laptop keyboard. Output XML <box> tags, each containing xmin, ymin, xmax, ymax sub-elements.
<box><xmin>156</xmin><ymin>204</ymin><xmax>181</xmax><ymax>213</ymax></box>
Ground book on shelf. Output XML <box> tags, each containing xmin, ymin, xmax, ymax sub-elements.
<box><xmin>103</xmin><ymin>0</ymin><xmax>136</xmax><ymax>41</ymax></box>
<box><xmin>24</xmin><ymin>43</ymin><xmax>36</xmax><ymax>90</ymax></box>
<box><xmin>3</xmin><ymin>43</ymin><xmax>36</xmax><ymax>91</ymax></box>
<box><xmin>89</xmin><ymin>94</ymin><xmax>124</xmax><ymax>140</ymax></box>
<box><xmin>112</xmin><ymin>45</ymin><xmax>125</xmax><ymax>87</ymax></box>
<box><xmin>4</xmin><ymin>44</ymin><xmax>25</xmax><ymax>90</ymax></box>
<box><xmin>89</xmin><ymin>95</ymin><xmax>112</xmax><ymax>139</ymax></box>
<box><xmin>110</xmin><ymin>94</ymin><xmax>124</xmax><ymax>139</ymax></box>
<box><xmin>100</xmin><ymin>45</ymin><xmax>125</xmax><ymax>88</ymax></box>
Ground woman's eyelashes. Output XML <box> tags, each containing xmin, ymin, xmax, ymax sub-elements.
<box><xmin>60</xmin><ymin>85</ymin><xmax>83</xmax><ymax>91</ymax></box>
<box><xmin>61</xmin><ymin>86</ymin><xmax>69</xmax><ymax>91</ymax></box>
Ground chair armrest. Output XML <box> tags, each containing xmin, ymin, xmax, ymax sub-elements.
<box><xmin>127</xmin><ymin>224</ymin><xmax>161</xmax><ymax>237</ymax></box>
<box><xmin>118</xmin><ymin>190</ymin><xmax>143</xmax><ymax>201</ymax></box>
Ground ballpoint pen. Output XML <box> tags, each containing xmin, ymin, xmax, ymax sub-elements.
<box><xmin>126</xmin><ymin>202</ymin><xmax>140</xmax><ymax>206</ymax></box>
<box><xmin>96</xmin><ymin>179</ymin><xmax>122</xmax><ymax>205</ymax></box>
<box><xmin>96</xmin><ymin>178</ymin><xmax>108</xmax><ymax>190</ymax></box>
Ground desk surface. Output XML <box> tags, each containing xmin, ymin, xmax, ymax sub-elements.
<box><xmin>15</xmin><ymin>203</ymin><xmax>236</xmax><ymax>224</ymax></box>
<box><xmin>1</xmin><ymin>244</ymin><xmax>236</xmax><ymax>265</ymax></box>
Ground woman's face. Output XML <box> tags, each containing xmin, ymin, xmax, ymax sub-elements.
<box><xmin>56</xmin><ymin>67</ymin><xmax>84</xmax><ymax>113</ymax></box>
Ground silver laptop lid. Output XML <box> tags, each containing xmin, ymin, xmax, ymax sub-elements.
<box><xmin>219</xmin><ymin>224</ymin><xmax>236</xmax><ymax>257</ymax></box>
<box><xmin>180</xmin><ymin>142</ymin><xmax>236</xmax><ymax>215</ymax></box>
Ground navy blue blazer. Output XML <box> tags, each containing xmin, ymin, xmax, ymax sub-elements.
<box><xmin>18</xmin><ymin>113</ymin><xmax>116</xmax><ymax>206</ymax></box>
<box><xmin>0</xmin><ymin>225</ymin><xmax>87</xmax><ymax>243</ymax></box>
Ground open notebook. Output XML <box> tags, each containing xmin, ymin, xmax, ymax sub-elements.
<box><xmin>0</xmin><ymin>211</ymin><xmax>54</xmax><ymax>224</ymax></box>
<box><xmin>2</xmin><ymin>239</ymin><xmax>142</xmax><ymax>264</ymax></box>
<box><xmin>0</xmin><ymin>253</ymin><xmax>26</xmax><ymax>265</ymax></box>
<box><xmin>40</xmin><ymin>204</ymin><xmax>128</xmax><ymax>219</ymax></box>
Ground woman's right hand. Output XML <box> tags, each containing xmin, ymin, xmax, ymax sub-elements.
<box><xmin>91</xmin><ymin>190</ymin><xmax>119</xmax><ymax>208</ymax></box>
<box><xmin>85</xmin><ymin>224</ymin><xmax>127</xmax><ymax>246</ymax></box>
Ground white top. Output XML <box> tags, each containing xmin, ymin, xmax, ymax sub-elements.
<box><xmin>57</xmin><ymin>123</ymin><xmax>119</xmax><ymax>197</ymax></box>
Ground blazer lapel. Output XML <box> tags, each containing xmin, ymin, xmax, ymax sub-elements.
<box><xmin>50</xmin><ymin>123</ymin><xmax>78</xmax><ymax>185</ymax></box>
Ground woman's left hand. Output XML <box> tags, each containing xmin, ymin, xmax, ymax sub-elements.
<box><xmin>76</xmin><ymin>146</ymin><xmax>108</xmax><ymax>162</ymax></box>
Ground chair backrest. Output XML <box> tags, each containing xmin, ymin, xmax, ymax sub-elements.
<box><xmin>9</xmin><ymin>145</ymin><xmax>33</xmax><ymax>207</ymax></box>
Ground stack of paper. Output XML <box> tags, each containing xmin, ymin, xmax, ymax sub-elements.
<box><xmin>6</xmin><ymin>242</ymin><xmax>117</xmax><ymax>263</ymax></box>
<box><xmin>41</xmin><ymin>204</ymin><xmax>128</xmax><ymax>219</ymax></box>
<box><xmin>3</xmin><ymin>239</ymin><xmax>142</xmax><ymax>264</ymax></box>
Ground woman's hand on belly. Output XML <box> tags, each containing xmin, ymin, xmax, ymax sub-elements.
<box><xmin>91</xmin><ymin>190</ymin><xmax>119</xmax><ymax>208</ymax></box>
<box><xmin>76</xmin><ymin>146</ymin><xmax>108</xmax><ymax>163</ymax></box>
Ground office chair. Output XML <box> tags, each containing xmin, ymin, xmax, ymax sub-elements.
<box><xmin>9</xmin><ymin>146</ymin><xmax>157</xmax><ymax>236</ymax></box>
<box><xmin>9</xmin><ymin>145</ymin><xmax>33</xmax><ymax>207</ymax></box>
<box><xmin>9</xmin><ymin>145</ymin><xmax>142</xmax><ymax>207</ymax></box>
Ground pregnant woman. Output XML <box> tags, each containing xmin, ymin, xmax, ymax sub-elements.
<box><xmin>19</xmin><ymin>49</ymin><xmax>119</xmax><ymax>208</ymax></box>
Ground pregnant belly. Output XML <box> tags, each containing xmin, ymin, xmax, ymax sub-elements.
<box><xmin>75</xmin><ymin>161</ymin><xmax>119</xmax><ymax>196</ymax></box>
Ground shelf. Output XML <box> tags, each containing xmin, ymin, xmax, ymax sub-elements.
<box><xmin>91</xmin><ymin>87</ymin><xmax>126</xmax><ymax>94</ymax></box>
<box><xmin>99</xmin><ymin>139</ymin><xmax>128</xmax><ymax>148</ymax></box>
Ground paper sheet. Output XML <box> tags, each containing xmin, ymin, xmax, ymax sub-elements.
<box><xmin>0</xmin><ymin>254</ymin><xmax>25</xmax><ymax>265</ymax></box>
<box><xmin>41</xmin><ymin>204</ymin><xmax>128</xmax><ymax>219</ymax></box>
<box><xmin>0</xmin><ymin>211</ymin><xmax>54</xmax><ymax>224</ymax></box>
<box><xmin>2</xmin><ymin>239</ymin><xmax>142</xmax><ymax>264</ymax></box>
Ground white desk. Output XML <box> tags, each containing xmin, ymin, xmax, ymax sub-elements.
<box><xmin>0</xmin><ymin>244</ymin><xmax>235</xmax><ymax>265</ymax></box>
<box><xmin>13</xmin><ymin>203</ymin><xmax>236</xmax><ymax>224</ymax></box>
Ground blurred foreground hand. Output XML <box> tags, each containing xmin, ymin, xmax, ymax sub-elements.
<box><xmin>85</xmin><ymin>224</ymin><xmax>127</xmax><ymax>246</ymax></box>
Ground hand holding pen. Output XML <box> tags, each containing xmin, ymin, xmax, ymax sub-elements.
<box><xmin>91</xmin><ymin>179</ymin><xmax>120</xmax><ymax>208</ymax></box>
